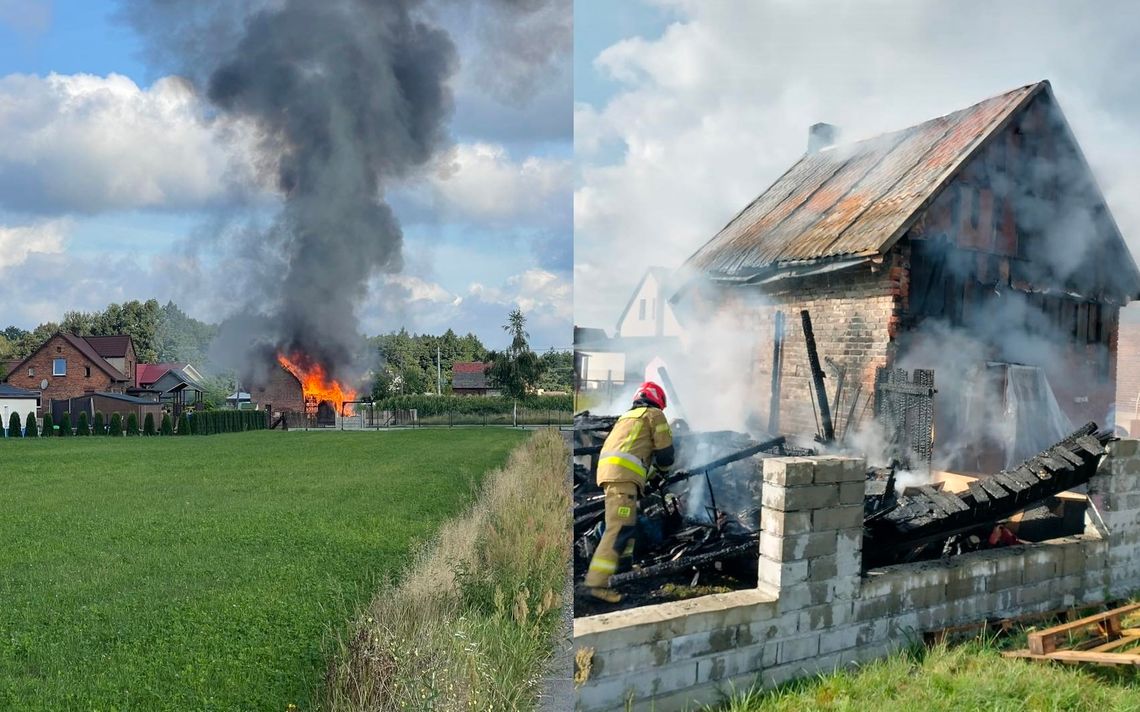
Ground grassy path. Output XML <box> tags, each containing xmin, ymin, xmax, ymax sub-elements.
<box><xmin>0</xmin><ymin>429</ymin><xmax>526</xmax><ymax>710</ymax></box>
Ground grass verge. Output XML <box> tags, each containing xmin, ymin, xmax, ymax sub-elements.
<box><xmin>0</xmin><ymin>429</ymin><xmax>525</xmax><ymax>710</ymax></box>
<box><xmin>714</xmin><ymin>623</ymin><xmax>1140</xmax><ymax>712</ymax></box>
<box><xmin>322</xmin><ymin>428</ymin><xmax>570</xmax><ymax>711</ymax></box>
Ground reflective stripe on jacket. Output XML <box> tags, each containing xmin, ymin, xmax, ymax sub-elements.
<box><xmin>596</xmin><ymin>406</ymin><xmax>673</xmax><ymax>489</ymax></box>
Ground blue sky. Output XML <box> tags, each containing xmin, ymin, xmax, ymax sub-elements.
<box><xmin>0</xmin><ymin>0</ymin><xmax>571</xmax><ymax>352</ymax></box>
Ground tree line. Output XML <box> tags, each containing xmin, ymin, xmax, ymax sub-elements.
<box><xmin>1</xmin><ymin>302</ymin><xmax>573</xmax><ymax>399</ymax></box>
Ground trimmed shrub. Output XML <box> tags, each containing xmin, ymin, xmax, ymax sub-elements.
<box><xmin>143</xmin><ymin>412</ymin><xmax>156</xmax><ymax>436</ymax></box>
<box><xmin>77</xmin><ymin>411</ymin><xmax>90</xmax><ymax>436</ymax></box>
<box><xmin>25</xmin><ymin>412</ymin><xmax>38</xmax><ymax>438</ymax></box>
<box><xmin>93</xmin><ymin>411</ymin><xmax>105</xmax><ymax>436</ymax></box>
<box><xmin>109</xmin><ymin>413</ymin><xmax>123</xmax><ymax>436</ymax></box>
<box><xmin>127</xmin><ymin>413</ymin><xmax>140</xmax><ymax>436</ymax></box>
<box><xmin>371</xmin><ymin>394</ymin><xmax>572</xmax><ymax>417</ymax></box>
<box><xmin>160</xmin><ymin>413</ymin><xmax>173</xmax><ymax>436</ymax></box>
<box><xmin>187</xmin><ymin>414</ymin><xmax>197</xmax><ymax>435</ymax></box>
<box><xmin>42</xmin><ymin>413</ymin><xmax>54</xmax><ymax>437</ymax></box>
<box><xmin>177</xmin><ymin>413</ymin><xmax>191</xmax><ymax>435</ymax></box>
<box><xmin>58</xmin><ymin>413</ymin><xmax>71</xmax><ymax>437</ymax></box>
<box><xmin>7</xmin><ymin>412</ymin><xmax>20</xmax><ymax>438</ymax></box>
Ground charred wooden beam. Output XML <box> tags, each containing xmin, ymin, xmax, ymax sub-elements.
<box><xmin>863</xmin><ymin>422</ymin><xmax>1111</xmax><ymax>568</ymax></box>
<box><xmin>608</xmin><ymin>542</ymin><xmax>756</xmax><ymax>585</ymax></box>
<box><xmin>800</xmin><ymin>310</ymin><xmax>834</xmax><ymax>443</ymax></box>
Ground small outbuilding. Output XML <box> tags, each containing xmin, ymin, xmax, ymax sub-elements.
<box><xmin>0</xmin><ymin>383</ymin><xmax>39</xmax><ymax>434</ymax></box>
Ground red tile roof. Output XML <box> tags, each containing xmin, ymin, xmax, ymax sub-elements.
<box><xmin>135</xmin><ymin>362</ymin><xmax>190</xmax><ymax>386</ymax></box>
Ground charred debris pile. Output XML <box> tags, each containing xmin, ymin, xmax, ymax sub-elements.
<box><xmin>573</xmin><ymin>310</ymin><xmax>1115</xmax><ymax>616</ymax></box>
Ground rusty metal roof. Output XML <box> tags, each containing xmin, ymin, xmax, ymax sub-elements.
<box><xmin>686</xmin><ymin>82</ymin><xmax>1044</xmax><ymax>277</ymax></box>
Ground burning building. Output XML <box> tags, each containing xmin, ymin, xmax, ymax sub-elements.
<box><xmin>247</xmin><ymin>353</ymin><xmax>357</xmax><ymax>427</ymax></box>
<box><xmin>677</xmin><ymin>81</ymin><xmax>1140</xmax><ymax>466</ymax></box>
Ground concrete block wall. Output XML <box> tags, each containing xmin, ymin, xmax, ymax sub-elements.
<box><xmin>574</xmin><ymin>441</ymin><xmax>1140</xmax><ymax>711</ymax></box>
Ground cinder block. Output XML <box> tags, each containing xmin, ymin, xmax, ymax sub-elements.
<box><xmin>818</xmin><ymin>625</ymin><xmax>860</xmax><ymax>655</ymax></box>
<box><xmin>901</xmin><ymin>583</ymin><xmax>946</xmax><ymax>610</ymax></box>
<box><xmin>781</xmin><ymin>484</ymin><xmax>840</xmax><ymax>511</ymax></box>
<box><xmin>669</xmin><ymin>627</ymin><xmax>738</xmax><ymax>662</ymax></box>
<box><xmin>743</xmin><ymin>616</ymin><xmax>800</xmax><ymax>646</ymax></box>
<box><xmin>839</xmin><ymin>480</ymin><xmax>864</xmax><ymax>506</ymax></box>
<box><xmin>833</xmin><ymin>576</ymin><xmax>861</xmax><ymax>600</ymax></box>
<box><xmin>761</xmin><ymin>558</ymin><xmax>810</xmax><ymax>591</ymax></box>
<box><xmin>763</xmin><ymin>458</ymin><xmax>815</xmax><ymax>487</ymax></box>
<box><xmin>587</xmin><ymin>640</ymin><xmax>672</xmax><ymax>680</ymax></box>
<box><xmin>811</xmin><ymin>554</ymin><xmax>838</xmax><ymax>580</ymax></box>
<box><xmin>946</xmin><ymin>572</ymin><xmax>985</xmax><ymax>599</ymax></box>
<box><xmin>985</xmin><ymin>567</ymin><xmax>1023</xmax><ymax>593</ymax></box>
<box><xmin>761</xmin><ymin>485</ymin><xmax>791</xmax><ymax>512</ymax></box>
<box><xmin>856</xmin><ymin>594</ymin><xmax>896</xmax><ymax>620</ymax></box>
<box><xmin>811</xmin><ymin>456</ymin><xmax>846</xmax><ymax>484</ymax></box>
<box><xmin>813</xmin><ymin>504</ymin><xmax>864</xmax><ymax>532</ymax></box>
<box><xmin>835</xmin><ymin>528</ymin><xmax>862</xmax><ymax>560</ymax></box>
<box><xmin>762</xmin><ymin>509</ymin><xmax>812</xmax><ymax>537</ymax></box>
<box><xmin>776</xmin><ymin>634</ymin><xmax>820</xmax><ymax>664</ymax></box>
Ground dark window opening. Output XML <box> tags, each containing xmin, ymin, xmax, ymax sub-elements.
<box><xmin>84</xmin><ymin>366</ymin><xmax>91</xmax><ymax>378</ymax></box>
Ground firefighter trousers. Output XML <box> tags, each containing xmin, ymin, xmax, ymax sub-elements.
<box><xmin>585</xmin><ymin>481</ymin><xmax>640</xmax><ymax>588</ymax></box>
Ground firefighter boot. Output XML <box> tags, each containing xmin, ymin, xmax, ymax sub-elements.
<box><xmin>587</xmin><ymin>586</ymin><xmax>623</xmax><ymax>603</ymax></box>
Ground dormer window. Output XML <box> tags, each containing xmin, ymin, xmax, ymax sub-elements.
<box><xmin>53</xmin><ymin>358</ymin><xmax>66</xmax><ymax>376</ymax></box>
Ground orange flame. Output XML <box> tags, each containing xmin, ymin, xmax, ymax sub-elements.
<box><xmin>277</xmin><ymin>353</ymin><xmax>357</xmax><ymax>416</ymax></box>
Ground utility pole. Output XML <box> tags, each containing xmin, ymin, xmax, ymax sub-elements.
<box><xmin>437</xmin><ymin>346</ymin><xmax>441</xmax><ymax>395</ymax></box>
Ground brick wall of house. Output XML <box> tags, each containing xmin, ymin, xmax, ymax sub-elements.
<box><xmin>250</xmin><ymin>365</ymin><xmax>304</xmax><ymax>414</ymax></box>
<box><xmin>8</xmin><ymin>335</ymin><xmax>123</xmax><ymax>410</ymax></box>
<box><xmin>698</xmin><ymin>250</ymin><xmax>904</xmax><ymax>438</ymax></box>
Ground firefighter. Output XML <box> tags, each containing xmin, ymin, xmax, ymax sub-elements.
<box><xmin>585</xmin><ymin>381</ymin><xmax>674</xmax><ymax>603</ymax></box>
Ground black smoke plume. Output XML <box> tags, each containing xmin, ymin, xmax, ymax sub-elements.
<box><xmin>121</xmin><ymin>0</ymin><xmax>458</xmax><ymax>379</ymax></box>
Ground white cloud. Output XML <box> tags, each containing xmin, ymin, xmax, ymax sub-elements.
<box><xmin>0</xmin><ymin>72</ymin><xmax>250</xmax><ymax>215</ymax></box>
<box><xmin>420</xmin><ymin>142</ymin><xmax>571</xmax><ymax>225</ymax></box>
<box><xmin>575</xmin><ymin>0</ymin><xmax>1140</xmax><ymax>327</ymax></box>
<box><xmin>0</xmin><ymin>218</ymin><xmax>68</xmax><ymax>268</ymax></box>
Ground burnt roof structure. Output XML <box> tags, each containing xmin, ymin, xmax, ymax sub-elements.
<box><xmin>685</xmin><ymin>81</ymin><xmax>1140</xmax><ymax>303</ymax></box>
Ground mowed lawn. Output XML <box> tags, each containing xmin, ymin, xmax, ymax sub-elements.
<box><xmin>0</xmin><ymin>429</ymin><xmax>527</xmax><ymax>710</ymax></box>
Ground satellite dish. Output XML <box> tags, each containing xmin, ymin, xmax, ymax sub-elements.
<box><xmin>40</xmin><ymin>379</ymin><xmax>48</xmax><ymax>389</ymax></box>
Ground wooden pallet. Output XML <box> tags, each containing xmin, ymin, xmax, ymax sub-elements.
<box><xmin>1004</xmin><ymin>603</ymin><xmax>1140</xmax><ymax>666</ymax></box>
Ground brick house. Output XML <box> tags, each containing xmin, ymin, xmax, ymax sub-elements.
<box><xmin>248</xmin><ymin>364</ymin><xmax>304</xmax><ymax>416</ymax></box>
<box><xmin>678</xmin><ymin>81</ymin><xmax>1140</xmax><ymax>449</ymax></box>
<box><xmin>3</xmin><ymin>333</ymin><xmax>134</xmax><ymax>416</ymax></box>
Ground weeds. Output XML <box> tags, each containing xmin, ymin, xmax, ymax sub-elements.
<box><xmin>323</xmin><ymin>429</ymin><xmax>570</xmax><ymax>711</ymax></box>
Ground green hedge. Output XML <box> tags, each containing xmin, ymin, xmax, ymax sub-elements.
<box><xmin>192</xmin><ymin>410</ymin><xmax>267</xmax><ymax>435</ymax></box>
<box><xmin>370</xmin><ymin>394</ymin><xmax>572</xmax><ymax>417</ymax></box>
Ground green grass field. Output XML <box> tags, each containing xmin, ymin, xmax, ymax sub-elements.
<box><xmin>0</xmin><ymin>429</ymin><xmax>527</xmax><ymax>710</ymax></box>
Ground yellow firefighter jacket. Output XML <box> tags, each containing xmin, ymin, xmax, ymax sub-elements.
<box><xmin>596</xmin><ymin>406</ymin><xmax>673</xmax><ymax>491</ymax></box>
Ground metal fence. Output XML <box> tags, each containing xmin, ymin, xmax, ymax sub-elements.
<box><xmin>278</xmin><ymin>406</ymin><xmax>573</xmax><ymax>430</ymax></box>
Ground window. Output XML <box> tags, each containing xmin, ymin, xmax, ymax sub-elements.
<box><xmin>27</xmin><ymin>367</ymin><xmax>34</xmax><ymax>377</ymax></box>
<box><xmin>53</xmin><ymin>358</ymin><xmax>66</xmax><ymax>376</ymax></box>
<box><xmin>84</xmin><ymin>366</ymin><xmax>91</xmax><ymax>378</ymax></box>
<box><xmin>650</xmin><ymin>299</ymin><xmax>657</xmax><ymax>319</ymax></box>
<box><xmin>638</xmin><ymin>299</ymin><xmax>647</xmax><ymax>320</ymax></box>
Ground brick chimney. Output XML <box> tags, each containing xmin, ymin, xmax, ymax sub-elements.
<box><xmin>808</xmin><ymin>122</ymin><xmax>838</xmax><ymax>154</ymax></box>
